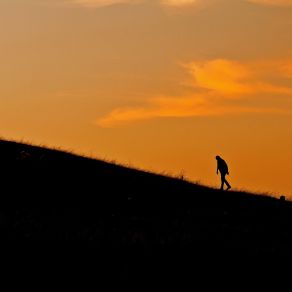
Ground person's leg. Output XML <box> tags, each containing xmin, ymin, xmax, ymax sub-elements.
<box><xmin>220</xmin><ymin>174</ymin><xmax>225</xmax><ymax>190</ymax></box>
<box><xmin>224</xmin><ymin>176</ymin><xmax>231</xmax><ymax>190</ymax></box>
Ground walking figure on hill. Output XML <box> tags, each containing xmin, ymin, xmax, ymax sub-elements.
<box><xmin>216</xmin><ymin>155</ymin><xmax>231</xmax><ymax>191</ymax></box>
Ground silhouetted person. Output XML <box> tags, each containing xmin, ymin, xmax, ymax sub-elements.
<box><xmin>216</xmin><ymin>155</ymin><xmax>231</xmax><ymax>191</ymax></box>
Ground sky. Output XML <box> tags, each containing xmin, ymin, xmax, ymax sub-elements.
<box><xmin>1</xmin><ymin>0</ymin><xmax>292</xmax><ymax>197</ymax></box>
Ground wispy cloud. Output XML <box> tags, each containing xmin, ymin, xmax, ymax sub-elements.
<box><xmin>97</xmin><ymin>95</ymin><xmax>212</xmax><ymax>127</ymax></box>
<box><xmin>96</xmin><ymin>59</ymin><xmax>292</xmax><ymax>127</ymax></box>
<box><xmin>247</xmin><ymin>0</ymin><xmax>292</xmax><ymax>7</ymax></box>
<box><xmin>184</xmin><ymin>59</ymin><xmax>292</xmax><ymax>95</ymax></box>
<box><xmin>97</xmin><ymin>94</ymin><xmax>286</xmax><ymax>127</ymax></box>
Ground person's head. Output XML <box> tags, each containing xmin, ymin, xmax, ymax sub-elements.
<box><xmin>215</xmin><ymin>155</ymin><xmax>220</xmax><ymax>160</ymax></box>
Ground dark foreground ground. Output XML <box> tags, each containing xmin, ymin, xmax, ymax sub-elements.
<box><xmin>0</xmin><ymin>139</ymin><xmax>291</xmax><ymax>279</ymax></box>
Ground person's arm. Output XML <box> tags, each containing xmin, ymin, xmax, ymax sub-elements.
<box><xmin>216</xmin><ymin>162</ymin><xmax>219</xmax><ymax>174</ymax></box>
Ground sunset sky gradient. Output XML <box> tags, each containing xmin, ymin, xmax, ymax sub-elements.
<box><xmin>1</xmin><ymin>0</ymin><xmax>292</xmax><ymax>196</ymax></box>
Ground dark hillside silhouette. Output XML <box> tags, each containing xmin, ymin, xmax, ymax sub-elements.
<box><xmin>0</xmin><ymin>139</ymin><xmax>291</xmax><ymax>278</ymax></box>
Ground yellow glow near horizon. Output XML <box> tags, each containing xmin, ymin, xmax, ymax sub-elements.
<box><xmin>1</xmin><ymin>0</ymin><xmax>292</xmax><ymax>197</ymax></box>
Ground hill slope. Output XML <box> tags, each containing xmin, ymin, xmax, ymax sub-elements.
<box><xmin>0</xmin><ymin>139</ymin><xmax>291</xmax><ymax>267</ymax></box>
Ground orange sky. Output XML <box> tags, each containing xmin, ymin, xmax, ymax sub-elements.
<box><xmin>1</xmin><ymin>0</ymin><xmax>292</xmax><ymax>197</ymax></box>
